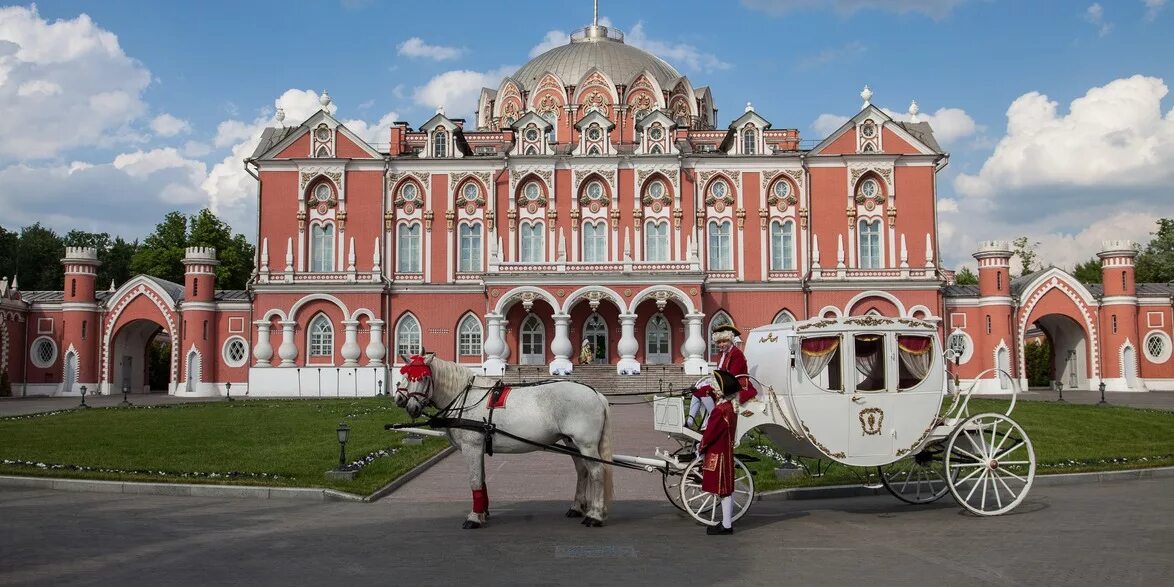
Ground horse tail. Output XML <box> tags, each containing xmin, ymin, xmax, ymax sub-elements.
<box><xmin>597</xmin><ymin>392</ymin><xmax>614</xmax><ymax>507</ymax></box>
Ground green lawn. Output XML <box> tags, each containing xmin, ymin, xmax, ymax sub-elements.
<box><xmin>744</xmin><ymin>398</ymin><xmax>1174</xmax><ymax>493</ymax></box>
<box><xmin>0</xmin><ymin>398</ymin><xmax>449</xmax><ymax>496</ymax></box>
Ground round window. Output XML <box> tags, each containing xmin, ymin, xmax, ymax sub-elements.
<box><xmin>861</xmin><ymin>179</ymin><xmax>879</xmax><ymax>198</ymax></box>
<box><xmin>1145</xmin><ymin>332</ymin><xmax>1172</xmax><ymax>363</ymax></box>
<box><xmin>525</xmin><ymin>128</ymin><xmax>539</xmax><ymax>141</ymax></box>
<box><xmin>946</xmin><ymin>330</ymin><xmax>973</xmax><ymax>365</ymax></box>
<box><xmin>315</xmin><ymin>126</ymin><xmax>331</xmax><ymax>141</ymax></box>
<box><xmin>401</xmin><ymin>183</ymin><xmax>418</xmax><ymax>201</ymax></box>
<box><xmin>773</xmin><ymin>181</ymin><xmax>790</xmax><ymax>199</ymax></box>
<box><xmin>861</xmin><ymin>121</ymin><xmax>877</xmax><ymax>138</ymax></box>
<box><xmin>314</xmin><ymin>184</ymin><xmax>331</xmax><ymax>202</ymax></box>
<box><xmin>649</xmin><ymin>126</ymin><xmax>663</xmax><ymax>141</ymax></box>
<box><xmin>587</xmin><ymin>126</ymin><xmax>602</xmax><ymax>141</ymax></box>
<box><xmin>710</xmin><ymin>181</ymin><xmax>727</xmax><ymax>199</ymax></box>
<box><xmin>649</xmin><ymin>181</ymin><xmax>664</xmax><ymax>199</ymax></box>
<box><xmin>587</xmin><ymin>181</ymin><xmax>603</xmax><ymax>200</ymax></box>
<box><xmin>31</xmin><ymin>336</ymin><xmax>57</xmax><ymax>368</ymax></box>
<box><xmin>524</xmin><ymin>183</ymin><xmax>540</xmax><ymax>201</ymax></box>
<box><xmin>222</xmin><ymin>337</ymin><xmax>249</xmax><ymax>368</ymax></box>
<box><xmin>463</xmin><ymin>183</ymin><xmax>479</xmax><ymax>201</ymax></box>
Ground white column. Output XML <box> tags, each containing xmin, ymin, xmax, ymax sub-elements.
<box><xmin>616</xmin><ymin>313</ymin><xmax>640</xmax><ymax>375</ymax></box>
<box><xmin>482</xmin><ymin>313</ymin><xmax>506</xmax><ymax>375</ymax></box>
<box><xmin>252</xmin><ymin>321</ymin><xmax>273</xmax><ymax>367</ymax></box>
<box><xmin>365</xmin><ymin>319</ymin><xmax>386</xmax><ymax>366</ymax></box>
<box><xmin>341</xmin><ymin>320</ymin><xmax>361</xmax><ymax>366</ymax></box>
<box><xmin>278</xmin><ymin>321</ymin><xmax>298</xmax><ymax>367</ymax></box>
<box><xmin>550</xmin><ymin>313</ymin><xmax>574</xmax><ymax>376</ymax></box>
<box><xmin>683</xmin><ymin>312</ymin><xmax>708</xmax><ymax>375</ymax></box>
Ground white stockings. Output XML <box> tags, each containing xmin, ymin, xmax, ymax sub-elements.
<box><xmin>720</xmin><ymin>495</ymin><xmax>733</xmax><ymax>529</ymax></box>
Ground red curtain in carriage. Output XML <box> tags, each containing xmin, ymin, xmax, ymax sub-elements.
<box><xmin>897</xmin><ymin>335</ymin><xmax>933</xmax><ymax>383</ymax></box>
<box><xmin>800</xmin><ymin>336</ymin><xmax>840</xmax><ymax>379</ymax></box>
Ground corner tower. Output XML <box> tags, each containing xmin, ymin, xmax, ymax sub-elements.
<box><xmin>179</xmin><ymin>247</ymin><xmax>220</xmax><ymax>396</ymax></box>
<box><xmin>61</xmin><ymin>247</ymin><xmax>101</xmax><ymax>395</ymax></box>
<box><xmin>1098</xmin><ymin>240</ymin><xmax>1142</xmax><ymax>389</ymax></box>
<box><xmin>972</xmin><ymin>241</ymin><xmax>1015</xmax><ymax>391</ymax></box>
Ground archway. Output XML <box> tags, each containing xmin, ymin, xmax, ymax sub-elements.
<box><xmin>111</xmin><ymin>318</ymin><xmax>171</xmax><ymax>394</ymax></box>
<box><xmin>1034</xmin><ymin>314</ymin><xmax>1089</xmax><ymax>390</ymax></box>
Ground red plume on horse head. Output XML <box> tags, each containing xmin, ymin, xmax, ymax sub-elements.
<box><xmin>400</xmin><ymin>354</ymin><xmax>431</xmax><ymax>382</ymax></box>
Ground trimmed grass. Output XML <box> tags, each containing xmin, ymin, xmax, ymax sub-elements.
<box><xmin>744</xmin><ymin>399</ymin><xmax>1174</xmax><ymax>493</ymax></box>
<box><xmin>0</xmin><ymin>398</ymin><xmax>449</xmax><ymax>496</ymax></box>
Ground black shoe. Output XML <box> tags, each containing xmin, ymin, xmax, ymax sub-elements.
<box><xmin>706</xmin><ymin>525</ymin><xmax>734</xmax><ymax>535</ymax></box>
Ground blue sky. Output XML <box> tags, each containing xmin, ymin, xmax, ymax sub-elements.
<box><xmin>3</xmin><ymin>0</ymin><xmax>1173</xmax><ymax>271</ymax></box>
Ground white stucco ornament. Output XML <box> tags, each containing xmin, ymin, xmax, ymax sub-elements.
<box><xmin>319</xmin><ymin>90</ymin><xmax>331</xmax><ymax>108</ymax></box>
<box><xmin>860</xmin><ymin>85</ymin><xmax>873</xmax><ymax>107</ymax></box>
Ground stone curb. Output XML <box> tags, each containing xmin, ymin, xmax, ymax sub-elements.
<box><xmin>364</xmin><ymin>445</ymin><xmax>458</xmax><ymax>502</ymax></box>
<box><xmin>755</xmin><ymin>465</ymin><xmax>1174</xmax><ymax>501</ymax></box>
<box><xmin>0</xmin><ymin>475</ymin><xmax>366</xmax><ymax>502</ymax></box>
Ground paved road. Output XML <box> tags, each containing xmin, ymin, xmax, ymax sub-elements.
<box><xmin>2</xmin><ymin>478</ymin><xmax>1171</xmax><ymax>586</ymax></box>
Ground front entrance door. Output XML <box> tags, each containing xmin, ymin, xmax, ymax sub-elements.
<box><xmin>121</xmin><ymin>356</ymin><xmax>133</xmax><ymax>393</ymax></box>
<box><xmin>584</xmin><ymin>313</ymin><xmax>608</xmax><ymax>364</ymax></box>
<box><xmin>646</xmin><ymin>314</ymin><xmax>671</xmax><ymax>364</ymax></box>
<box><xmin>520</xmin><ymin>315</ymin><xmax>545</xmax><ymax>365</ymax></box>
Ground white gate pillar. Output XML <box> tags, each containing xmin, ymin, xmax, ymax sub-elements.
<box><xmin>482</xmin><ymin>313</ymin><xmax>506</xmax><ymax>376</ymax></box>
<box><xmin>253</xmin><ymin>321</ymin><xmax>273</xmax><ymax>367</ymax></box>
<box><xmin>683</xmin><ymin>312</ymin><xmax>708</xmax><ymax>375</ymax></box>
<box><xmin>550</xmin><ymin>313</ymin><xmax>574</xmax><ymax>376</ymax></box>
<box><xmin>617</xmin><ymin>313</ymin><xmax>641</xmax><ymax>375</ymax></box>
<box><xmin>278</xmin><ymin>321</ymin><xmax>298</xmax><ymax>367</ymax></box>
<box><xmin>341</xmin><ymin>320</ymin><xmax>362</xmax><ymax>367</ymax></box>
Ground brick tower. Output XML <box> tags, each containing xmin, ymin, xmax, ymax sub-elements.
<box><xmin>179</xmin><ymin>247</ymin><xmax>220</xmax><ymax>396</ymax></box>
<box><xmin>61</xmin><ymin>247</ymin><xmax>101</xmax><ymax>395</ymax></box>
<box><xmin>973</xmin><ymin>241</ymin><xmax>1015</xmax><ymax>391</ymax></box>
<box><xmin>1098</xmin><ymin>240</ymin><xmax>1141</xmax><ymax>390</ymax></box>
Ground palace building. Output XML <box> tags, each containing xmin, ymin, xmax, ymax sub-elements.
<box><xmin>1</xmin><ymin>19</ymin><xmax>1171</xmax><ymax>397</ymax></box>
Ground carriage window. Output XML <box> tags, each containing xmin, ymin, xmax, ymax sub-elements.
<box><xmin>898</xmin><ymin>335</ymin><xmax>934</xmax><ymax>390</ymax></box>
<box><xmin>854</xmin><ymin>334</ymin><xmax>886</xmax><ymax>392</ymax></box>
<box><xmin>800</xmin><ymin>336</ymin><xmax>841</xmax><ymax>391</ymax></box>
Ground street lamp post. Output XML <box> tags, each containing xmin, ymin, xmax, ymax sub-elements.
<box><xmin>336</xmin><ymin>423</ymin><xmax>351</xmax><ymax>470</ymax></box>
<box><xmin>226</xmin><ymin>381</ymin><xmax>234</xmax><ymax>402</ymax></box>
<box><xmin>377</xmin><ymin>379</ymin><xmax>383</xmax><ymax>397</ymax></box>
<box><xmin>1098</xmin><ymin>381</ymin><xmax>1108</xmax><ymax>405</ymax></box>
<box><xmin>78</xmin><ymin>385</ymin><xmax>90</xmax><ymax>409</ymax></box>
<box><xmin>121</xmin><ymin>384</ymin><xmax>132</xmax><ymax>406</ymax></box>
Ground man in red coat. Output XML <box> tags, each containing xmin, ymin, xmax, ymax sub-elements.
<box><xmin>713</xmin><ymin>323</ymin><xmax>757</xmax><ymax>404</ymax></box>
<box><xmin>699</xmin><ymin>369</ymin><xmax>740</xmax><ymax>535</ymax></box>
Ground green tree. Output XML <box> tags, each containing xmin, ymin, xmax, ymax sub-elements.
<box><xmin>954</xmin><ymin>266</ymin><xmax>978</xmax><ymax>285</ymax></box>
<box><xmin>130</xmin><ymin>209</ymin><xmax>255</xmax><ymax>289</ymax></box>
<box><xmin>102</xmin><ymin>237</ymin><xmax>139</xmax><ymax>290</ymax></box>
<box><xmin>1072</xmin><ymin>257</ymin><xmax>1102</xmax><ymax>285</ymax></box>
<box><xmin>16</xmin><ymin>224</ymin><xmax>65</xmax><ymax>291</ymax></box>
<box><xmin>0</xmin><ymin>225</ymin><xmax>17</xmax><ymax>284</ymax></box>
<box><xmin>1012</xmin><ymin>236</ymin><xmax>1040</xmax><ymax>277</ymax></box>
<box><xmin>1024</xmin><ymin>339</ymin><xmax>1052</xmax><ymax>388</ymax></box>
<box><xmin>1135</xmin><ymin>218</ymin><xmax>1174</xmax><ymax>284</ymax></box>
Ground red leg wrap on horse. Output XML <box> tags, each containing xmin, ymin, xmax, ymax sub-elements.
<box><xmin>472</xmin><ymin>488</ymin><xmax>488</xmax><ymax>514</ymax></box>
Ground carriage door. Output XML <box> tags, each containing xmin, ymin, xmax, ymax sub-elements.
<box><xmin>584</xmin><ymin>313</ymin><xmax>608</xmax><ymax>364</ymax></box>
<box><xmin>645</xmin><ymin>314</ymin><xmax>671</xmax><ymax>364</ymax></box>
<box><xmin>520</xmin><ymin>315</ymin><xmax>545</xmax><ymax>365</ymax></box>
<box><xmin>847</xmin><ymin>333</ymin><xmax>894</xmax><ymax>460</ymax></box>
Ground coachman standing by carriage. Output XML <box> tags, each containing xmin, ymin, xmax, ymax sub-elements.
<box><xmin>689</xmin><ymin>323</ymin><xmax>758</xmax><ymax>428</ymax></box>
<box><xmin>699</xmin><ymin>369</ymin><xmax>741</xmax><ymax>535</ymax></box>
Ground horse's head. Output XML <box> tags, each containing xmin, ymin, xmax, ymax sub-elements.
<box><xmin>395</xmin><ymin>354</ymin><xmax>434</xmax><ymax>419</ymax></box>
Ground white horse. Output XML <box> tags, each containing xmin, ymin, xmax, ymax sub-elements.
<box><xmin>394</xmin><ymin>354</ymin><xmax>613</xmax><ymax>529</ymax></box>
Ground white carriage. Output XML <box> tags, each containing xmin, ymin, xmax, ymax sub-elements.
<box><xmin>645</xmin><ymin>315</ymin><xmax>1036</xmax><ymax>525</ymax></box>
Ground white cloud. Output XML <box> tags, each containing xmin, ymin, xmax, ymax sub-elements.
<box><xmin>150</xmin><ymin>113</ymin><xmax>191</xmax><ymax>137</ymax></box>
<box><xmin>0</xmin><ymin>5</ymin><xmax>151</xmax><ymax>160</ymax></box>
<box><xmin>396</xmin><ymin>37</ymin><xmax>463</xmax><ymax>61</ymax></box>
<box><xmin>1144</xmin><ymin>0</ymin><xmax>1168</xmax><ymax>21</ymax></box>
<box><xmin>812</xmin><ymin>113</ymin><xmax>850</xmax><ymax>137</ymax></box>
<box><xmin>529</xmin><ymin>30</ymin><xmax>570</xmax><ymax>58</ymax></box>
<box><xmin>626</xmin><ymin>22</ymin><xmax>730</xmax><ymax>73</ymax></box>
<box><xmin>741</xmin><ymin>0</ymin><xmax>965</xmax><ymax>18</ymax></box>
<box><xmin>1085</xmin><ymin>3</ymin><xmax>1112</xmax><ymax>36</ymax></box>
<box><xmin>412</xmin><ymin>66</ymin><xmax>517</xmax><ymax>119</ymax></box>
<box><xmin>955</xmin><ymin>75</ymin><xmax>1174</xmax><ymax>200</ymax></box>
<box><xmin>881</xmin><ymin>106</ymin><xmax>980</xmax><ymax>146</ymax></box>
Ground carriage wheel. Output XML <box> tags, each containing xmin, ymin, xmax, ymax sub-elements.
<box><xmin>662</xmin><ymin>472</ymin><xmax>689</xmax><ymax>512</ymax></box>
<box><xmin>945</xmin><ymin>413</ymin><xmax>1036</xmax><ymax>516</ymax></box>
<box><xmin>878</xmin><ymin>442</ymin><xmax>949</xmax><ymax>504</ymax></box>
<box><xmin>678</xmin><ymin>457</ymin><xmax>755</xmax><ymax>526</ymax></box>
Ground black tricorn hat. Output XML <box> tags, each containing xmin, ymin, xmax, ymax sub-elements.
<box><xmin>712</xmin><ymin>323</ymin><xmax>741</xmax><ymax>338</ymax></box>
<box><xmin>712</xmin><ymin>369</ymin><xmax>740</xmax><ymax>398</ymax></box>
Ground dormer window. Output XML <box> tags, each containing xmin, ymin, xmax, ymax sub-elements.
<box><xmin>587</xmin><ymin>125</ymin><xmax>602</xmax><ymax>141</ymax></box>
<box><xmin>860</xmin><ymin>121</ymin><xmax>877</xmax><ymax>138</ymax></box>
<box><xmin>743</xmin><ymin>128</ymin><xmax>757</xmax><ymax>155</ymax></box>
<box><xmin>649</xmin><ymin>125</ymin><xmax>663</xmax><ymax>141</ymax></box>
<box><xmin>524</xmin><ymin>127</ymin><xmax>539</xmax><ymax>142</ymax></box>
<box><xmin>315</xmin><ymin>127</ymin><xmax>331</xmax><ymax>141</ymax></box>
<box><xmin>433</xmin><ymin>130</ymin><xmax>447</xmax><ymax>158</ymax></box>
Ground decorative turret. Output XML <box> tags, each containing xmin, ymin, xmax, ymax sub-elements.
<box><xmin>62</xmin><ymin>247</ymin><xmax>100</xmax><ymax>303</ymax></box>
<box><xmin>1097</xmin><ymin>240</ymin><xmax>1138</xmax><ymax>298</ymax></box>
<box><xmin>974</xmin><ymin>240</ymin><xmax>1012</xmax><ymax>297</ymax></box>
<box><xmin>182</xmin><ymin>247</ymin><xmax>220</xmax><ymax>303</ymax></box>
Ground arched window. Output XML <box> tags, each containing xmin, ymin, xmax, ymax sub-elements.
<box><xmin>311</xmin><ymin>223</ymin><xmax>335</xmax><ymax>272</ymax></box>
<box><xmin>457</xmin><ymin>315</ymin><xmax>483</xmax><ymax>357</ymax></box>
<box><xmin>743</xmin><ymin>128</ymin><xmax>757</xmax><ymax>155</ymax></box>
<box><xmin>582</xmin><ymin>221</ymin><xmax>607</xmax><ymax>262</ymax></box>
<box><xmin>773</xmin><ymin>310</ymin><xmax>795</xmax><ymax>325</ymax></box>
<box><xmin>645</xmin><ymin>314</ymin><xmax>671</xmax><ymax>364</ymax></box>
<box><xmin>858</xmin><ymin>219</ymin><xmax>881</xmax><ymax>269</ymax></box>
<box><xmin>997</xmin><ymin>271</ymin><xmax>1003</xmax><ymax>291</ymax></box>
<box><xmin>520</xmin><ymin>315</ymin><xmax>546</xmax><ymax>365</ymax></box>
<box><xmin>525</xmin><ymin>146</ymin><xmax>538</xmax><ymax>155</ymax></box>
<box><xmin>770</xmin><ymin>220</ymin><xmax>795</xmax><ymax>271</ymax></box>
<box><xmin>458</xmin><ymin>223</ymin><xmax>482</xmax><ymax>272</ymax></box>
<box><xmin>397</xmin><ymin>222</ymin><xmax>421</xmax><ymax>273</ymax></box>
<box><xmin>708</xmin><ymin>311</ymin><xmax>733</xmax><ymax>359</ymax></box>
<box><xmin>433</xmin><ymin>130</ymin><xmax>447</xmax><ymax>158</ymax></box>
<box><xmin>645</xmin><ymin>221</ymin><xmax>669</xmax><ymax>262</ymax></box>
<box><xmin>396</xmin><ymin>314</ymin><xmax>421</xmax><ymax>359</ymax></box>
<box><xmin>308</xmin><ymin>315</ymin><xmax>333</xmax><ymax>358</ymax></box>
<box><xmin>708</xmin><ymin>220</ymin><xmax>732</xmax><ymax>271</ymax></box>
<box><xmin>520</xmin><ymin>222</ymin><xmax>545</xmax><ymax>263</ymax></box>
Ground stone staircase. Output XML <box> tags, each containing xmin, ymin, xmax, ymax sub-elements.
<box><xmin>501</xmin><ymin>364</ymin><xmax>698</xmax><ymax>396</ymax></box>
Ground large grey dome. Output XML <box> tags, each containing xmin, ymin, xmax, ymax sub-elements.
<box><xmin>512</xmin><ymin>26</ymin><xmax>682</xmax><ymax>91</ymax></box>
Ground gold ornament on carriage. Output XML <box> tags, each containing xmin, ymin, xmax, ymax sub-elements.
<box><xmin>858</xmin><ymin>407</ymin><xmax>884</xmax><ymax>436</ymax></box>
